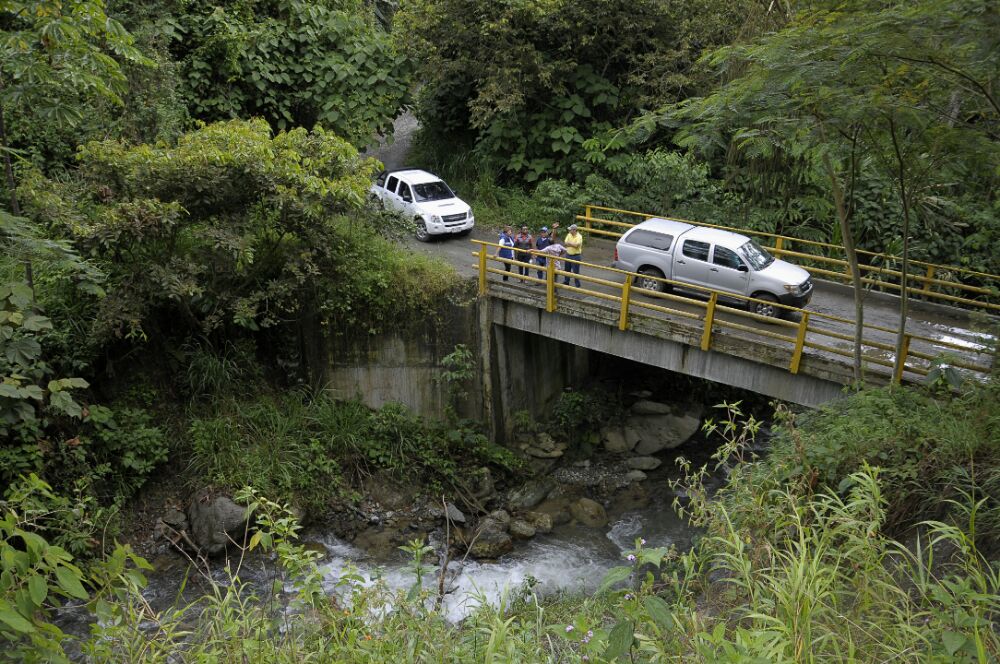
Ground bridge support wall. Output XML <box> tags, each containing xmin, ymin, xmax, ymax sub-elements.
<box><xmin>480</xmin><ymin>298</ymin><xmax>589</xmax><ymax>442</ymax></box>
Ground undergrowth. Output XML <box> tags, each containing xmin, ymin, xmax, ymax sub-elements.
<box><xmin>188</xmin><ymin>393</ymin><xmax>517</xmax><ymax>514</ymax></box>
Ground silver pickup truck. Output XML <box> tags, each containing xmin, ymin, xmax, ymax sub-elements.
<box><xmin>612</xmin><ymin>217</ymin><xmax>813</xmax><ymax>318</ymax></box>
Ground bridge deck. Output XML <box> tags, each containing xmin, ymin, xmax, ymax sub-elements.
<box><xmin>472</xmin><ymin>236</ymin><xmax>995</xmax><ymax>389</ymax></box>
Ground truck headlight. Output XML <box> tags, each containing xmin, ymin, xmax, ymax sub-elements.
<box><xmin>784</xmin><ymin>282</ymin><xmax>808</xmax><ymax>296</ymax></box>
<box><xmin>430</xmin><ymin>214</ymin><xmax>441</xmax><ymax>224</ymax></box>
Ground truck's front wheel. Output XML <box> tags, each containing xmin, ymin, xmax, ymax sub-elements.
<box><xmin>750</xmin><ymin>293</ymin><xmax>780</xmax><ymax>318</ymax></box>
<box><xmin>415</xmin><ymin>218</ymin><xmax>431</xmax><ymax>242</ymax></box>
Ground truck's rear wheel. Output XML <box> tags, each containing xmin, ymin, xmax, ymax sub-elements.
<box><xmin>634</xmin><ymin>267</ymin><xmax>666</xmax><ymax>293</ymax></box>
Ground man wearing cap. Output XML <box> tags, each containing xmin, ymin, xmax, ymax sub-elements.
<box><xmin>534</xmin><ymin>226</ymin><xmax>554</xmax><ymax>279</ymax></box>
<box><xmin>562</xmin><ymin>224</ymin><xmax>584</xmax><ymax>287</ymax></box>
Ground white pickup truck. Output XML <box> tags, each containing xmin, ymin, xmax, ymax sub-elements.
<box><xmin>612</xmin><ymin>217</ymin><xmax>813</xmax><ymax>318</ymax></box>
<box><xmin>369</xmin><ymin>168</ymin><xmax>474</xmax><ymax>241</ymax></box>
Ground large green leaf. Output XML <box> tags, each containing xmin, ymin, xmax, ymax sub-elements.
<box><xmin>54</xmin><ymin>566</ymin><xmax>88</xmax><ymax>600</ymax></box>
<box><xmin>603</xmin><ymin>620</ymin><xmax>634</xmax><ymax>661</ymax></box>
<box><xmin>0</xmin><ymin>599</ymin><xmax>34</xmax><ymax>633</ymax></box>
<box><xmin>5</xmin><ymin>337</ymin><xmax>42</xmax><ymax>365</ymax></box>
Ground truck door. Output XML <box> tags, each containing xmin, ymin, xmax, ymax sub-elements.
<box><xmin>384</xmin><ymin>175</ymin><xmax>402</xmax><ymax>212</ymax></box>
<box><xmin>709</xmin><ymin>245</ymin><xmax>751</xmax><ymax>298</ymax></box>
<box><xmin>398</xmin><ymin>182</ymin><xmax>416</xmax><ymax>217</ymax></box>
<box><xmin>674</xmin><ymin>239</ymin><xmax>711</xmax><ymax>290</ymax></box>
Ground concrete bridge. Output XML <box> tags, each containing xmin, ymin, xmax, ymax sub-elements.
<box><xmin>473</xmin><ymin>229</ymin><xmax>996</xmax><ymax>430</ymax></box>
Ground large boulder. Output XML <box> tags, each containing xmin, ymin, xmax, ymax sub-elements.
<box><xmin>468</xmin><ymin>467</ymin><xmax>496</xmax><ymax>502</ymax></box>
<box><xmin>569</xmin><ymin>497</ymin><xmax>608</xmax><ymax>528</ymax></box>
<box><xmin>630</xmin><ymin>400</ymin><xmax>672</xmax><ymax>415</ymax></box>
<box><xmin>469</xmin><ymin>513</ymin><xmax>513</xmax><ymax>559</ymax></box>
<box><xmin>524</xmin><ymin>511</ymin><xmax>554</xmax><ymax>534</ymax></box>
<box><xmin>602</xmin><ymin>427</ymin><xmax>631</xmax><ymax>454</ymax></box>
<box><xmin>507</xmin><ymin>480</ymin><xmax>555</xmax><ymax>511</ymax></box>
<box><xmin>186</xmin><ymin>491</ymin><xmax>249</xmax><ymax>556</ymax></box>
<box><xmin>509</xmin><ymin>519</ymin><xmax>536</xmax><ymax>540</ymax></box>
<box><xmin>626</xmin><ymin>406</ymin><xmax>703</xmax><ymax>455</ymax></box>
<box><xmin>626</xmin><ymin>456</ymin><xmax>662</xmax><ymax>471</ymax></box>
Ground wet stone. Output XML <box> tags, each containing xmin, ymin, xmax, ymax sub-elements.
<box><xmin>509</xmin><ymin>519</ymin><xmax>536</xmax><ymax>540</ymax></box>
<box><xmin>626</xmin><ymin>456</ymin><xmax>662</xmax><ymax>471</ymax></box>
<box><xmin>570</xmin><ymin>497</ymin><xmax>608</xmax><ymax>528</ymax></box>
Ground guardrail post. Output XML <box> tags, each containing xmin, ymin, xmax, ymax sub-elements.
<box><xmin>894</xmin><ymin>334</ymin><xmax>912</xmax><ymax>384</ymax></box>
<box><xmin>701</xmin><ymin>292</ymin><xmax>718</xmax><ymax>351</ymax></box>
<box><xmin>789</xmin><ymin>311</ymin><xmax>810</xmax><ymax>374</ymax></box>
<box><xmin>545</xmin><ymin>256</ymin><xmax>556</xmax><ymax>312</ymax></box>
<box><xmin>920</xmin><ymin>265</ymin><xmax>936</xmax><ymax>296</ymax></box>
<box><xmin>619</xmin><ymin>278</ymin><xmax>631</xmax><ymax>331</ymax></box>
<box><xmin>478</xmin><ymin>244</ymin><xmax>488</xmax><ymax>296</ymax></box>
<box><xmin>774</xmin><ymin>236</ymin><xmax>784</xmax><ymax>257</ymax></box>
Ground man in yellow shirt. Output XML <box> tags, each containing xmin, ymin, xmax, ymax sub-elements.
<box><xmin>562</xmin><ymin>223</ymin><xmax>583</xmax><ymax>287</ymax></box>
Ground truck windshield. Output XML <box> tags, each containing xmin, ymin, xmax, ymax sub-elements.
<box><xmin>413</xmin><ymin>181</ymin><xmax>455</xmax><ymax>202</ymax></box>
<box><xmin>739</xmin><ymin>240</ymin><xmax>774</xmax><ymax>270</ymax></box>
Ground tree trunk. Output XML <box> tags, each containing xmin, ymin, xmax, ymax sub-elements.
<box><xmin>821</xmin><ymin>150</ymin><xmax>865</xmax><ymax>384</ymax></box>
<box><xmin>889</xmin><ymin>119</ymin><xmax>911</xmax><ymax>384</ymax></box>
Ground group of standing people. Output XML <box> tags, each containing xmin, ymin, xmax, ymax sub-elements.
<box><xmin>496</xmin><ymin>222</ymin><xmax>584</xmax><ymax>287</ymax></box>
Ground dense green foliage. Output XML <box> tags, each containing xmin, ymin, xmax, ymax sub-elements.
<box><xmin>400</xmin><ymin>0</ymin><xmax>770</xmax><ymax>181</ymax></box>
<box><xmin>167</xmin><ymin>0</ymin><xmax>410</xmax><ymax>141</ymax></box>
<box><xmin>189</xmin><ymin>393</ymin><xmax>517</xmax><ymax>513</ymax></box>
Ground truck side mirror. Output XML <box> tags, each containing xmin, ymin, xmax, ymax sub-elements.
<box><xmin>737</xmin><ymin>264</ymin><xmax>749</xmax><ymax>272</ymax></box>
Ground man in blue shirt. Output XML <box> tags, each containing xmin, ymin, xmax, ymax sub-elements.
<box><xmin>534</xmin><ymin>226</ymin><xmax>554</xmax><ymax>279</ymax></box>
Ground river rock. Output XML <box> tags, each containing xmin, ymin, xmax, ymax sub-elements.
<box><xmin>186</xmin><ymin>491</ymin><xmax>249</xmax><ymax>556</ymax></box>
<box><xmin>625</xmin><ymin>470</ymin><xmax>648</xmax><ymax>482</ymax></box>
<box><xmin>509</xmin><ymin>519</ymin><xmax>536</xmax><ymax>539</ymax></box>
<box><xmin>602</xmin><ymin>427</ymin><xmax>631</xmax><ymax>454</ymax></box>
<box><xmin>524</xmin><ymin>511</ymin><xmax>553</xmax><ymax>533</ymax></box>
<box><xmin>524</xmin><ymin>444</ymin><xmax>564</xmax><ymax>458</ymax></box>
<box><xmin>469</xmin><ymin>514</ymin><xmax>513</xmax><ymax>559</ymax></box>
<box><xmin>487</xmin><ymin>509</ymin><xmax>511</xmax><ymax>529</ymax></box>
<box><xmin>162</xmin><ymin>508</ymin><xmax>188</xmax><ymax>530</ymax></box>
<box><xmin>507</xmin><ymin>480</ymin><xmax>554</xmax><ymax>510</ymax></box>
<box><xmin>535</xmin><ymin>432</ymin><xmax>558</xmax><ymax>452</ymax></box>
<box><xmin>630</xmin><ymin>400</ymin><xmax>673</xmax><ymax>415</ymax></box>
<box><xmin>444</xmin><ymin>502</ymin><xmax>466</xmax><ymax>524</ymax></box>
<box><xmin>627</xmin><ymin>408</ymin><xmax>703</xmax><ymax>455</ymax></box>
<box><xmin>469</xmin><ymin>467</ymin><xmax>496</xmax><ymax>501</ymax></box>
<box><xmin>569</xmin><ymin>497</ymin><xmax>608</xmax><ymax>528</ymax></box>
<box><xmin>626</xmin><ymin>456</ymin><xmax>662</xmax><ymax>471</ymax></box>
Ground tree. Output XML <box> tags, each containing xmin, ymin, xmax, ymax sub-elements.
<box><xmin>398</xmin><ymin>0</ymin><xmax>766</xmax><ymax>181</ymax></box>
<box><xmin>0</xmin><ymin>0</ymin><xmax>149</xmax><ymax>291</ymax></box>
<box><xmin>168</xmin><ymin>0</ymin><xmax>411</xmax><ymax>143</ymax></box>
<box><xmin>669</xmin><ymin>0</ymin><xmax>1000</xmax><ymax>383</ymax></box>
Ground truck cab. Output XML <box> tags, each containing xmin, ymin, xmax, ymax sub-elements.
<box><xmin>612</xmin><ymin>218</ymin><xmax>813</xmax><ymax>317</ymax></box>
<box><xmin>370</xmin><ymin>168</ymin><xmax>474</xmax><ymax>241</ymax></box>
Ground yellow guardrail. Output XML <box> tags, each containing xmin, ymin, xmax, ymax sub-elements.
<box><xmin>472</xmin><ymin>240</ymin><xmax>995</xmax><ymax>385</ymax></box>
<box><xmin>576</xmin><ymin>204</ymin><xmax>1000</xmax><ymax>315</ymax></box>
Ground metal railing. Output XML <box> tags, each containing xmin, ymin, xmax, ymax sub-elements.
<box><xmin>473</xmin><ymin>240</ymin><xmax>995</xmax><ymax>385</ymax></box>
<box><xmin>576</xmin><ymin>204</ymin><xmax>1000</xmax><ymax>315</ymax></box>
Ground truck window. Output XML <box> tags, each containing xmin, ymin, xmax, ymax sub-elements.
<box><xmin>386</xmin><ymin>176</ymin><xmax>399</xmax><ymax>194</ymax></box>
<box><xmin>376</xmin><ymin>171</ymin><xmax>387</xmax><ymax>187</ymax></box>
<box><xmin>625</xmin><ymin>229</ymin><xmax>674</xmax><ymax>251</ymax></box>
<box><xmin>682</xmin><ymin>240</ymin><xmax>710</xmax><ymax>262</ymax></box>
<box><xmin>712</xmin><ymin>246</ymin><xmax>744</xmax><ymax>270</ymax></box>
<box><xmin>400</xmin><ymin>184</ymin><xmax>413</xmax><ymax>202</ymax></box>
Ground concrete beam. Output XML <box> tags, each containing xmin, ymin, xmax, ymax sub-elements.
<box><xmin>490</xmin><ymin>297</ymin><xmax>848</xmax><ymax>407</ymax></box>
